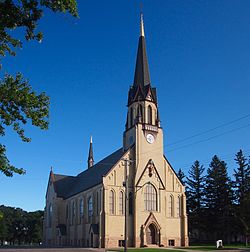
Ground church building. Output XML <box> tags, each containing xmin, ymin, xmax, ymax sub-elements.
<box><xmin>43</xmin><ymin>14</ymin><xmax>189</xmax><ymax>248</ymax></box>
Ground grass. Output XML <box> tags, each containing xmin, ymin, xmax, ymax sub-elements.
<box><xmin>108</xmin><ymin>249</ymin><xmax>184</xmax><ymax>252</ymax></box>
<box><xmin>187</xmin><ymin>244</ymin><xmax>250</xmax><ymax>249</ymax></box>
<box><xmin>108</xmin><ymin>245</ymin><xmax>250</xmax><ymax>252</ymax></box>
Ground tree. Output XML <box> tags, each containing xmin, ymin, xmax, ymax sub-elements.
<box><xmin>0</xmin><ymin>0</ymin><xmax>78</xmax><ymax>177</ymax></box>
<box><xmin>186</xmin><ymin>160</ymin><xmax>206</xmax><ymax>242</ymax></box>
<box><xmin>0</xmin><ymin>205</ymin><xmax>43</xmax><ymax>245</ymax></box>
<box><xmin>0</xmin><ymin>210</ymin><xmax>7</xmax><ymax>245</ymax></box>
<box><xmin>205</xmin><ymin>155</ymin><xmax>233</xmax><ymax>243</ymax></box>
<box><xmin>186</xmin><ymin>160</ymin><xmax>205</xmax><ymax>213</ymax></box>
<box><xmin>26</xmin><ymin>210</ymin><xmax>43</xmax><ymax>244</ymax></box>
<box><xmin>234</xmin><ymin>149</ymin><xmax>250</xmax><ymax>203</ymax></box>
<box><xmin>233</xmin><ymin>150</ymin><xmax>250</xmax><ymax>246</ymax></box>
<box><xmin>177</xmin><ymin>168</ymin><xmax>185</xmax><ymax>185</ymax></box>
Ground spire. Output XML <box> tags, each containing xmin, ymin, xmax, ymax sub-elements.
<box><xmin>133</xmin><ymin>12</ymin><xmax>151</xmax><ymax>88</ymax></box>
<box><xmin>49</xmin><ymin>166</ymin><xmax>55</xmax><ymax>182</ymax></box>
<box><xmin>140</xmin><ymin>13</ymin><xmax>145</xmax><ymax>37</ymax></box>
<box><xmin>88</xmin><ymin>136</ymin><xmax>94</xmax><ymax>168</ymax></box>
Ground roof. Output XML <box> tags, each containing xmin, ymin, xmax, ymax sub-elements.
<box><xmin>53</xmin><ymin>147</ymin><xmax>125</xmax><ymax>199</ymax></box>
<box><xmin>133</xmin><ymin>35</ymin><xmax>151</xmax><ymax>88</ymax></box>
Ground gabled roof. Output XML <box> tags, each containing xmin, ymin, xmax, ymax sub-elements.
<box><xmin>52</xmin><ymin>147</ymin><xmax>125</xmax><ymax>199</ymax></box>
<box><xmin>164</xmin><ymin>155</ymin><xmax>185</xmax><ymax>187</ymax></box>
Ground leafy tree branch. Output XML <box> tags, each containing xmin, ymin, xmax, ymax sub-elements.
<box><xmin>0</xmin><ymin>0</ymin><xmax>78</xmax><ymax>176</ymax></box>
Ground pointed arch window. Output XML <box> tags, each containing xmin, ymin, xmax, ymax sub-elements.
<box><xmin>96</xmin><ymin>191</ymin><xmax>99</xmax><ymax>215</ymax></box>
<box><xmin>119</xmin><ymin>191</ymin><xmax>124</xmax><ymax>215</ymax></box>
<box><xmin>48</xmin><ymin>204</ymin><xmax>52</xmax><ymax>228</ymax></box>
<box><xmin>66</xmin><ymin>204</ymin><xmax>69</xmax><ymax>220</ymax></box>
<box><xmin>177</xmin><ymin>196</ymin><xmax>181</xmax><ymax>217</ymax></box>
<box><xmin>137</xmin><ymin>104</ymin><xmax>143</xmax><ymax>122</ymax></box>
<box><xmin>71</xmin><ymin>201</ymin><xmax>76</xmax><ymax>224</ymax></box>
<box><xmin>169</xmin><ymin>195</ymin><xmax>174</xmax><ymax>217</ymax></box>
<box><xmin>109</xmin><ymin>190</ymin><xmax>115</xmax><ymax>215</ymax></box>
<box><xmin>88</xmin><ymin>196</ymin><xmax>93</xmax><ymax>217</ymax></box>
<box><xmin>79</xmin><ymin>199</ymin><xmax>84</xmax><ymax>220</ymax></box>
<box><xmin>144</xmin><ymin>183</ymin><xmax>157</xmax><ymax>211</ymax></box>
<box><xmin>148</xmin><ymin>105</ymin><xmax>152</xmax><ymax>124</ymax></box>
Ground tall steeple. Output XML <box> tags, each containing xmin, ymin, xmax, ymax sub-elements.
<box><xmin>88</xmin><ymin>136</ymin><xmax>94</xmax><ymax>168</ymax></box>
<box><xmin>133</xmin><ymin>13</ymin><xmax>151</xmax><ymax>88</ymax></box>
<box><xmin>127</xmin><ymin>13</ymin><xmax>157</xmax><ymax>107</ymax></box>
<box><xmin>123</xmin><ymin>13</ymin><xmax>161</xmax><ymax>150</ymax></box>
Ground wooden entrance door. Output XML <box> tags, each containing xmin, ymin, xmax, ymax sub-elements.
<box><xmin>146</xmin><ymin>224</ymin><xmax>156</xmax><ymax>244</ymax></box>
<box><xmin>90</xmin><ymin>233</ymin><xmax>93</xmax><ymax>247</ymax></box>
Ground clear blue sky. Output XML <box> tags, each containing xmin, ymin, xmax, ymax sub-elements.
<box><xmin>1</xmin><ymin>0</ymin><xmax>250</xmax><ymax>211</ymax></box>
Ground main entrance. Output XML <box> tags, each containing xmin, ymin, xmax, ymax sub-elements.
<box><xmin>146</xmin><ymin>224</ymin><xmax>157</xmax><ymax>244</ymax></box>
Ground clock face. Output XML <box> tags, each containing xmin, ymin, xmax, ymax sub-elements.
<box><xmin>146</xmin><ymin>133</ymin><xmax>155</xmax><ymax>144</ymax></box>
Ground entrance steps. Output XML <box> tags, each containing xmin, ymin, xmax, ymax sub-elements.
<box><xmin>146</xmin><ymin>244</ymin><xmax>159</xmax><ymax>248</ymax></box>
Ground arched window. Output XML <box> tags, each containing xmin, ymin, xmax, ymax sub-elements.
<box><xmin>169</xmin><ymin>195</ymin><xmax>174</xmax><ymax>217</ymax></box>
<box><xmin>66</xmin><ymin>204</ymin><xmax>69</xmax><ymax>220</ymax></box>
<box><xmin>109</xmin><ymin>190</ymin><xmax>115</xmax><ymax>215</ymax></box>
<box><xmin>48</xmin><ymin>204</ymin><xmax>52</xmax><ymax>227</ymax></box>
<box><xmin>129</xmin><ymin>192</ymin><xmax>133</xmax><ymax>215</ymax></box>
<box><xmin>144</xmin><ymin>183</ymin><xmax>157</xmax><ymax>211</ymax></box>
<box><xmin>79</xmin><ymin>199</ymin><xmax>84</xmax><ymax>218</ymax></box>
<box><xmin>119</xmin><ymin>191</ymin><xmax>124</xmax><ymax>215</ymax></box>
<box><xmin>177</xmin><ymin>196</ymin><xmax>181</xmax><ymax>217</ymax></box>
<box><xmin>130</xmin><ymin>107</ymin><xmax>133</xmax><ymax>127</ymax></box>
<box><xmin>96</xmin><ymin>191</ymin><xmax>99</xmax><ymax>215</ymax></box>
<box><xmin>137</xmin><ymin>104</ymin><xmax>143</xmax><ymax>121</ymax></box>
<box><xmin>71</xmin><ymin>201</ymin><xmax>75</xmax><ymax>224</ymax></box>
<box><xmin>88</xmin><ymin>196</ymin><xmax>93</xmax><ymax>217</ymax></box>
<box><xmin>148</xmin><ymin>105</ymin><xmax>152</xmax><ymax>124</ymax></box>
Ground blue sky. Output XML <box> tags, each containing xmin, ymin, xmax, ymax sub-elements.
<box><xmin>1</xmin><ymin>0</ymin><xmax>250</xmax><ymax>211</ymax></box>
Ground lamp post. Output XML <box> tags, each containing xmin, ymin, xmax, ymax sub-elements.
<box><xmin>122</xmin><ymin>158</ymin><xmax>133</xmax><ymax>252</ymax></box>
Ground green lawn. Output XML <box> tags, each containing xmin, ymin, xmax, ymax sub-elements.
<box><xmin>108</xmin><ymin>249</ymin><xmax>184</xmax><ymax>252</ymax></box>
<box><xmin>108</xmin><ymin>245</ymin><xmax>250</xmax><ymax>252</ymax></box>
<box><xmin>186</xmin><ymin>245</ymin><xmax>250</xmax><ymax>250</ymax></box>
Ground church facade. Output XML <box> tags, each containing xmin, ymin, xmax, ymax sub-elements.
<box><xmin>43</xmin><ymin>15</ymin><xmax>189</xmax><ymax>248</ymax></box>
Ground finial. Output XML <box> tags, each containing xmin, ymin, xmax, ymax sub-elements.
<box><xmin>88</xmin><ymin>136</ymin><xmax>94</xmax><ymax>169</ymax></box>
<box><xmin>140</xmin><ymin>12</ymin><xmax>145</xmax><ymax>37</ymax></box>
<box><xmin>50</xmin><ymin>166</ymin><xmax>53</xmax><ymax>172</ymax></box>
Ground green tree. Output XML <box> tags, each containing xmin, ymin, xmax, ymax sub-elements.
<box><xmin>233</xmin><ymin>150</ymin><xmax>250</xmax><ymax>246</ymax></box>
<box><xmin>205</xmin><ymin>155</ymin><xmax>233</xmax><ymax>243</ymax></box>
<box><xmin>0</xmin><ymin>205</ymin><xmax>44</xmax><ymax>245</ymax></box>
<box><xmin>0</xmin><ymin>210</ymin><xmax>7</xmax><ymax>245</ymax></box>
<box><xmin>234</xmin><ymin>149</ymin><xmax>250</xmax><ymax>203</ymax></box>
<box><xmin>0</xmin><ymin>0</ymin><xmax>78</xmax><ymax>177</ymax></box>
<box><xmin>186</xmin><ymin>160</ymin><xmax>205</xmax><ymax>213</ymax></box>
<box><xmin>26</xmin><ymin>210</ymin><xmax>43</xmax><ymax>244</ymax></box>
<box><xmin>186</xmin><ymin>160</ymin><xmax>206</xmax><ymax>242</ymax></box>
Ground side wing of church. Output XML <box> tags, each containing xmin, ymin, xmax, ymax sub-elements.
<box><xmin>43</xmin><ymin>14</ymin><xmax>189</xmax><ymax>248</ymax></box>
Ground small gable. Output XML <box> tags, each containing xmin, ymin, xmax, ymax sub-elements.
<box><xmin>136</xmin><ymin>159</ymin><xmax>165</xmax><ymax>190</ymax></box>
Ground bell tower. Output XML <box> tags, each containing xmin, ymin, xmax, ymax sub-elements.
<box><xmin>123</xmin><ymin>14</ymin><xmax>162</xmax><ymax>151</ymax></box>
